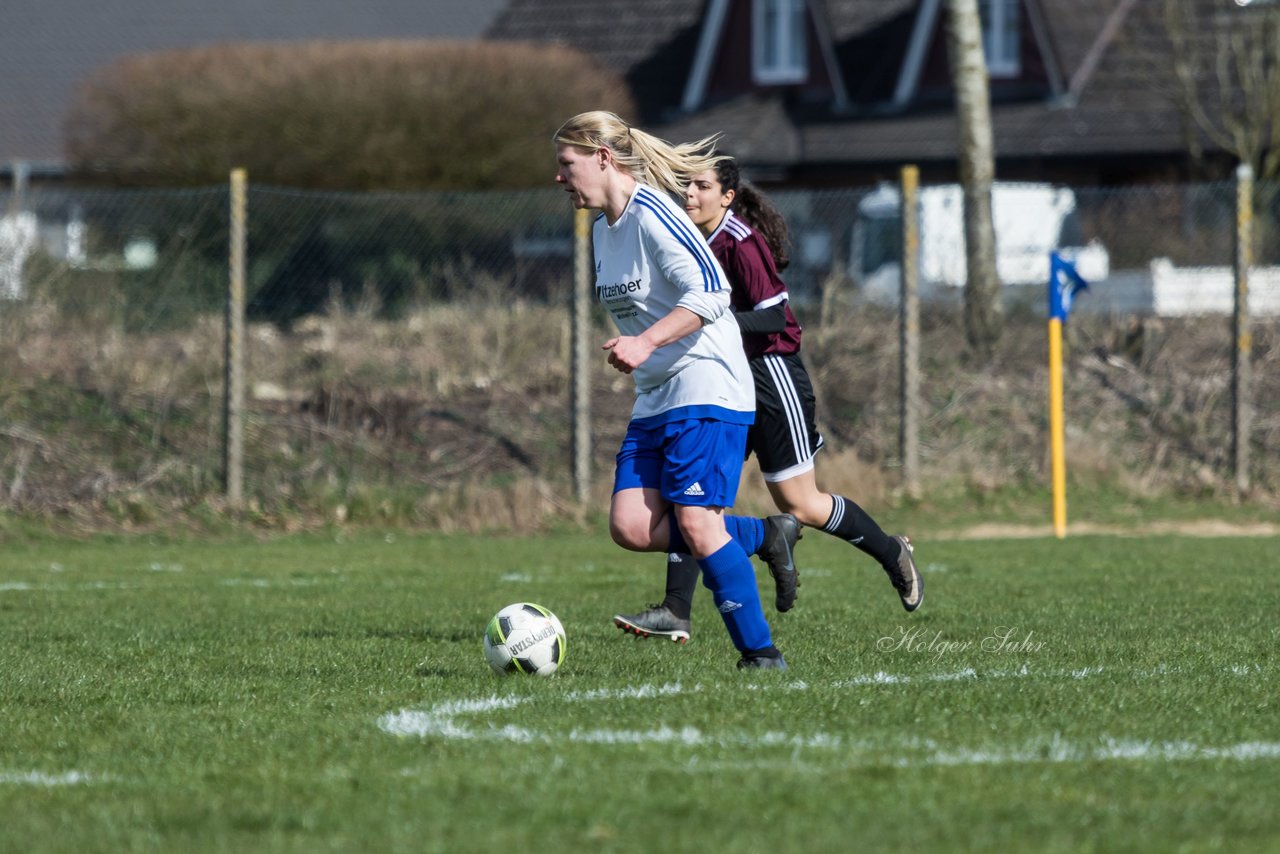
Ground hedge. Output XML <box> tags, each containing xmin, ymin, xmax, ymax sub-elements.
<box><xmin>65</xmin><ymin>40</ymin><xmax>637</xmax><ymax>190</ymax></box>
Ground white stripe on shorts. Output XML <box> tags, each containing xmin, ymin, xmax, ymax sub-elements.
<box><xmin>763</xmin><ymin>353</ymin><xmax>812</xmax><ymax>465</ymax></box>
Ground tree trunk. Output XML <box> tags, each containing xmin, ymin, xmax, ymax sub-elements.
<box><xmin>946</xmin><ymin>0</ymin><xmax>1002</xmax><ymax>354</ymax></box>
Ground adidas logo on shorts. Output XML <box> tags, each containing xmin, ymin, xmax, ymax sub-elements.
<box><xmin>683</xmin><ymin>482</ymin><xmax>705</xmax><ymax>497</ymax></box>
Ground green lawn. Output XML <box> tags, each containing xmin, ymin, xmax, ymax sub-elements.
<box><xmin>0</xmin><ymin>530</ymin><xmax>1277</xmax><ymax>852</ymax></box>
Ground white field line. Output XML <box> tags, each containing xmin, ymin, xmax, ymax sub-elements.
<box><xmin>0</xmin><ymin>770</ymin><xmax>105</xmax><ymax>786</ymax></box>
<box><xmin>673</xmin><ymin>739</ymin><xmax>1280</xmax><ymax>774</ymax></box>
<box><xmin>0</xmin><ymin>577</ymin><xmax>334</xmax><ymax>593</ymax></box>
<box><xmin>218</xmin><ymin>578</ymin><xmax>323</xmax><ymax>588</ymax></box>
<box><xmin>378</xmin><ymin>664</ymin><xmax>1278</xmax><ymax>768</ymax></box>
<box><xmin>892</xmin><ymin>738</ymin><xmax>1280</xmax><ymax>769</ymax></box>
<box><xmin>0</xmin><ymin>581</ymin><xmax>145</xmax><ymax>592</ymax></box>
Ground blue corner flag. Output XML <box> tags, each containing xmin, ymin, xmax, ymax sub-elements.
<box><xmin>1049</xmin><ymin>252</ymin><xmax>1088</xmax><ymax>321</ymax></box>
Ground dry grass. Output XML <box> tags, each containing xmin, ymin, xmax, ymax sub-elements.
<box><xmin>2</xmin><ymin>295</ymin><xmax>1278</xmax><ymax>534</ymax></box>
<box><xmin>809</xmin><ymin>301</ymin><xmax>1280</xmax><ymax>498</ymax></box>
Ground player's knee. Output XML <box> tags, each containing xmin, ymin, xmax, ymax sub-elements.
<box><xmin>671</xmin><ymin>508</ymin><xmax>722</xmax><ymax>557</ymax></box>
<box><xmin>608</xmin><ymin>515</ymin><xmax>651</xmax><ymax>551</ymax></box>
<box><xmin>791</xmin><ymin>500</ymin><xmax>831</xmax><ymax>528</ymax></box>
<box><xmin>772</xmin><ymin>491</ymin><xmax>830</xmax><ymax>528</ymax></box>
<box><xmin>769</xmin><ymin>493</ymin><xmax>800</xmax><ymax>517</ymax></box>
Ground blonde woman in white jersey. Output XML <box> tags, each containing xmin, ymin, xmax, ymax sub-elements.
<box><xmin>553</xmin><ymin>111</ymin><xmax>799</xmax><ymax>670</ymax></box>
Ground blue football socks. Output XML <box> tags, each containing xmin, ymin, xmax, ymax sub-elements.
<box><xmin>724</xmin><ymin>514</ymin><xmax>765</xmax><ymax>556</ymax></box>
<box><xmin>698</xmin><ymin>540</ymin><xmax>772</xmax><ymax>652</ymax></box>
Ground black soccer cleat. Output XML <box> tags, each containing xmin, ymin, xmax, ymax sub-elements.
<box><xmin>613</xmin><ymin>604</ymin><xmax>691</xmax><ymax>643</ymax></box>
<box><xmin>883</xmin><ymin>535</ymin><xmax>924</xmax><ymax>612</ymax></box>
<box><xmin>736</xmin><ymin>652</ymin><xmax>789</xmax><ymax>671</ymax></box>
<box><xmin>759</xmin><ymin>514</ymin><xmax>802</xmax><ymax>612</ymax></box>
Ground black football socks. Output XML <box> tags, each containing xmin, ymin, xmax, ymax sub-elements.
<box><xmin>661</xmin><ymin>552</ymin><xmax>699</xmax><ymax>620</ymax></box>
<box><xmin>822</xmin><ymin>494</ymin><xmax>899</xmax><ymax>565</ymax></box>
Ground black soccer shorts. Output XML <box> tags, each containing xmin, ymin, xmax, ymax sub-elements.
<box><xmin>746</xmin><ymin>352</ymin><xmax>825</xmax><ymax>482</ymax></box>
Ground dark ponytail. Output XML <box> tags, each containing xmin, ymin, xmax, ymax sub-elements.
<box><xmin>731</xmin><ymin>182</ymin><xmax>791</xmax><ymax>271</ymax></box>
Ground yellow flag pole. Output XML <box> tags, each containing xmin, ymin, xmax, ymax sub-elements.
<box><xmin>1048</xmin><ymin>316</ymin><xmax>1067</xmax><ymax>538</ymax></box>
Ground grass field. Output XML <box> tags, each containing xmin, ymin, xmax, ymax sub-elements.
<box><xmin>1</xmin><ymin>528</ymin><xmax>1277</xmax><ymax>852</ymax></box>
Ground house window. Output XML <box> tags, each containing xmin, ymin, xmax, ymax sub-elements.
<box><xmin>753</xmin><ymin>0</ymin><xmax>808</xmax><ymax>84</ymax></box>
<box><xmin>979</xmin><ymin>0</ymin><xmax>1020</xmax><ymax>77</ymax></box>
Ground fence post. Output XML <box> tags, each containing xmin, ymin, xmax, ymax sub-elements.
<box><xmin>899</xmin><ymin>165</ymin><xmax>921</xmax><ymax>500</ymax></box>
<box><xmin>571</xmin><ymin>208</ymin><xmax>592</xmax><ymax>504</ymax></box>
<box><xmin>1232</xmin><ymin>163</ymin><xmax>1253</xmax><ymax>494</ymax></box>
<box><xmin>223</xmin><ymin>168</ymin><xmax>247</xmax><ymax>507</ymax></box>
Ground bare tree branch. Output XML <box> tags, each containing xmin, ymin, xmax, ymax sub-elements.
<box><xmin>1162</xmin><ymin>0</ymin><xmax>1280</xmax><ymax>181</ymax></box>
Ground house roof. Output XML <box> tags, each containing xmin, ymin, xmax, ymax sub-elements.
<box><xmin>802</xmin><ymin>0</ymin><xmax>1188</xmax><ymax>166</ymax></box>
<box><xmin>485</xmin><ymin>0</ymin><xmax>703</xmax><ymax>71</ymax></box>
<box><xmin>488</xmin><ymin>0</ymin><xmax>1245</xmax><ymax>180</ymax></box>
<box><xmin>486</xmin><ymin>0</ymin><xmax>707</xmax><ymax>117</ymax></box>
<box><xmin>0</xmin><ymin>0</ymin><xmax>508</xmax><ymax>170</ymax></box>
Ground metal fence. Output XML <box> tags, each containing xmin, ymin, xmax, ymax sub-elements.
<box><xmin>1</xmin><ymin>176</ymin><xmax>1277</xmax><ymax>522</ymax></box>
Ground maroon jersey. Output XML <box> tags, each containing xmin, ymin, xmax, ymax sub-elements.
<box><xmin>707</xmin><ymin>209</ymin><xmax>803</xmax><ymax>358</ymax></box>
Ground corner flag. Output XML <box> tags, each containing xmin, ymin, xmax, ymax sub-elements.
<box><xmin>1046</xmin><ymin>252</ymin><xmax>1087</xmax><ymax>539</ymax></box>
<box><xmin>1048</xmin><ymin>252</ymin><xmax>1088</xmax><ymax>321</ymax></box>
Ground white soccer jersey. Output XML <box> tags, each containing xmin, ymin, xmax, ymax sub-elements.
<box><xmin>593</xmin><ymin>183</ymin><xmax>755</xmax><ymax>427</ymax></box>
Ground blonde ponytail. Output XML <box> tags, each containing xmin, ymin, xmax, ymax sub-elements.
<box><xmin>554</xmin><ymin>111</ymin><xmax>725</xmax><ymax>199</ymax></box>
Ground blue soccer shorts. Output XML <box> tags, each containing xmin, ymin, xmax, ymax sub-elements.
<box><xmin>613</xmin><ymin>417</ymin><xmax>749</xmax><ymax>508</ymax></box>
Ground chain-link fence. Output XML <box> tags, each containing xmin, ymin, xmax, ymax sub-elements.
<box><xmin>2</xmin><ymin>177</ymin><xmax>1277</xmax><ymax>525</ymax></box>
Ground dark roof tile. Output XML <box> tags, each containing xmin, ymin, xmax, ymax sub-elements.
<box><xmin>487</xmin><ymin>0</ymin><xmax>705</xmax><ymax>118</ymax></box>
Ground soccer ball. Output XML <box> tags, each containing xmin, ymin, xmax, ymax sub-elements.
<box><xmin>483</xmin><ymin>602</ymin><xmax>566</xmax><ymax>677</ymax></box>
